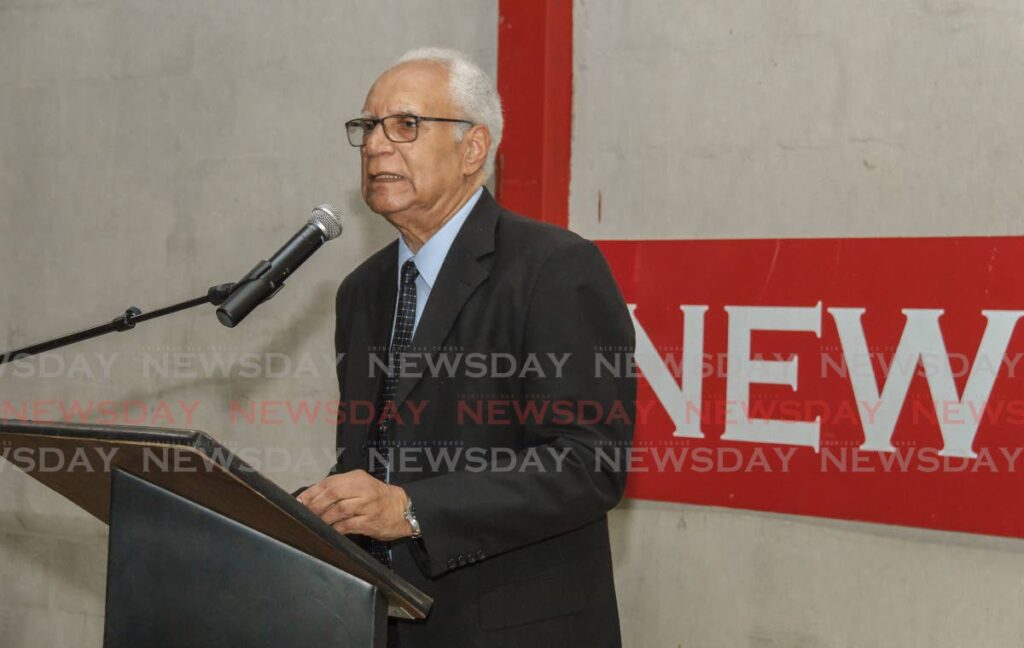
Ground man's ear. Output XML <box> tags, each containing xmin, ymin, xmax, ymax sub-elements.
<box><xmin>462</xmin><ymin>125</ymin><xmax>491</xmax><ymax>176</ymax></box>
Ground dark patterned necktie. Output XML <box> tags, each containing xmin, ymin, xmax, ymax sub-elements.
<box><xmin>367</xmin><ymin>258</ymin><xmax>418</xmax><ymax>566</ymax></box>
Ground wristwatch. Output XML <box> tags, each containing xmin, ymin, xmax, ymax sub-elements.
<box><xmin>404</xmin><ymin>498</ymin><xmax>422</xmax><ymax>539</ymax></box>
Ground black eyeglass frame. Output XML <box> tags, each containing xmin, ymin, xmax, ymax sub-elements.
<box><xmin>345</xmin><ymin>114</ymin><xmax>475</xmax><ymax>147</ymax></box>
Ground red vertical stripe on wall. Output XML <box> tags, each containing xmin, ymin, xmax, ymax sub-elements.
<box><xmin>496</xmin><ymin>0</ymin><xmax>573</xmax><ymax>228</ymax></box>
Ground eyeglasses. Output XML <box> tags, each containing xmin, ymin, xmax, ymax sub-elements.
<box><xmin>345</xmin><ymin>114</ymin><xmax>474</xmax><ymax>147</ymax></box>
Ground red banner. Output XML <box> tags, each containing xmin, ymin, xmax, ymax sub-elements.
<box><xmin>597</xmin><ymin>237</ymin><xmax>1024</xmax><ymax>538</ymax></box>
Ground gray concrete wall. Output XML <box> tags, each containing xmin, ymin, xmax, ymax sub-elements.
<box><xmin>571</xmin><ymin>0</ymin><xmax>1024</xmax><ymax>241</ymax></box>
<box><xmin>0</xmin><ymin>1</ymin><xmax>496</xmax><ymax>644</ymax></box>
<box><xmin>571</xmin><ymin>0</ymin><xmax>1024</xmax><ymax>646</ymax></box>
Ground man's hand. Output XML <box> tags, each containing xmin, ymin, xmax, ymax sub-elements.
<box><xmin>296</xmin><ymin>469</ymin><xmax>413</xmax><ymax>541</ymax></box>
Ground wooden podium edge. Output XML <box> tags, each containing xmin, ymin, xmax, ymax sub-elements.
<box><xmin>0</xmin><ymin>419</ymin><xmax>432</xmax><ymax>620</ymax></box>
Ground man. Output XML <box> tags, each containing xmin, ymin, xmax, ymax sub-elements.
<box><xmin>297</xmin><ymin>47</ymin><xmax>635</xmax><ymax>647</ymax></box>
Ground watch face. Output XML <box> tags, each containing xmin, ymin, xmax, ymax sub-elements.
<box><xmin>405</xmin><ymin>500</ymin><xmax>420</xmax><ymax>537</ymax></box>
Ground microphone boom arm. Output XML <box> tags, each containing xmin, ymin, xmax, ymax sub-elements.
<box><xmin>0</xmin><ymin>283</ymin><xmax>236</xmax><ymax>366</ymax></box>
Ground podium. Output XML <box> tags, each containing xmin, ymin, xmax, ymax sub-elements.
<box><xmin>0</xmin><ymin>418</ymin><xmax>432</xmax><ymax>647</ymax></box>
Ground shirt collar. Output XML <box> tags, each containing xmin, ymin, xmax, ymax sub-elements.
<box><xmin>397</xmin><ymin>186</ymin><xmax>483</xmax><ymax>289</ymax></box>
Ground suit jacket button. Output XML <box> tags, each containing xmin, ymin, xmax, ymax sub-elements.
<box><xmin>447</xmin><ymin>558</ymin><xmax>457</xmax><ymax>570</ymax></box>
<box><xmin>467</xmin><ymin>554</ymin><xmax>477</xmax><ymax>564</ymax></box>
<box><xmin>458</xmin><ymin>554</ymin><xmax>467</xmax><ymax>566</ymax></box>
<box><xmin>476</xmin><ymin>550</ymin><xmax>485</xmax><ymax>560</ymax></box>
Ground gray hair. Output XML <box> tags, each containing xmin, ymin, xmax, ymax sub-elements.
<box><xmin>396</xmin><ymin>47</ymin><xmax>503</xmax><ymax>180</ymax></box>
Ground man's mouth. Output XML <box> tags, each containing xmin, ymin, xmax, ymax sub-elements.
<box><xmin>370</xmin><ymin>173</ymin><xmax>405</xmax><ymax>182</ymax></box>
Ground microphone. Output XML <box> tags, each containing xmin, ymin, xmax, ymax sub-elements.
<box><xmin>216</xmin><ymin>205</ymin><xmax>343</xmax><ymax>328</ymax></box>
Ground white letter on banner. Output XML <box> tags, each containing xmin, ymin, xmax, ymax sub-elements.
<box><xmin>629</xmin><ymin>304</ymin><xmax>708</xmax><ymax>439</ymax></box>
<box><xmin>831</xmin><ymin>308</ymin><xmax>1023</xmax><ymax>458</ymax></box>
<box><xmin>722</xmin><ymin>303</ymin><xmax>822</xmax><ymax>451</ymax></box>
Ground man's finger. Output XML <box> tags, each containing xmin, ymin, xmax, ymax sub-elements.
<box><xmin>305</xmin><ymin>476</ymin><xmax>359</xmax><ymax>515</ymax></box>
<box><xmin>320</xmin><ymin>497</ymin><xmax>368</xmax><ymax>526</ymax></box>
<box><xmin>332</xmin><ymin>515</ymin><xmax>371</xmax><ymax>537</ymax></box>
<box><xmin>297</xmin><ymin>481</ymin><xmax>323</xmax><ymax>505</ymax></box>
<box><xmin>299</xmin><ymin>470</ymin><xmax>378</xmax><ymax>514</ymax></box>
<box><xmin>307</xmin><ymin>489</ymin><xmax>346</xmax><ymax>516</ymax></box>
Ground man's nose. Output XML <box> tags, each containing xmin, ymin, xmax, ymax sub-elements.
<box><xmin>363</xmin><ymin>121</ymin><xmax>394</xmax><ymax>155</ymax></box>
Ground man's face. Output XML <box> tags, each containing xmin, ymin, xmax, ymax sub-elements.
<box><xmin>359</xmin><ymin>61</ymin><xmax>468</xmax><ymax>224</ymax></box>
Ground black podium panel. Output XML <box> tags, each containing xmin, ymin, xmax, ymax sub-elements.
<box><xmin>104</xmin><ymin>469</ymin><xmax>387</xmax><ymax>648</ymax></box>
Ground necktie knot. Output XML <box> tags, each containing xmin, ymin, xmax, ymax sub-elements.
<box><xmin>402</xmin><ymin>259</ymin><xmax>419</xmax><ymax>283</ymax></box>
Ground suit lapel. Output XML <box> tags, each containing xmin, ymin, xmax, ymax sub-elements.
<box><xmin>392</xmin><ymin>189</ymin><xmax>500</xmax><ymax>409</ymax></box>
<box><xmin>368</xmin><ymin>243</ymin><xmax>398</xmax><ymax>400</ymax></box>
<box><xmin>344</xmin><ymin>241</ymin><xmax>397</xmax><ymax>459</ymax></box>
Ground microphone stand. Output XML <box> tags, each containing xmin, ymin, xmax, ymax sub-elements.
<box><xmin>0</xmin><ymin>283</ymin><xmax>236</xmax><ymax>366</ymax></box>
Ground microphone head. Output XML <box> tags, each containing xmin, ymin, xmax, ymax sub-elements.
<box><xmin>310</xmin><ymin>204</ymin><xmax>343</xmax><ymax>240</ymax></box>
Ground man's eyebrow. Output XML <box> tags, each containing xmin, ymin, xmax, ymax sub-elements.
<box><xmin>359</xmin><ymin>106</ymin><xmax>417</xmax><ymax>119</ymax></box>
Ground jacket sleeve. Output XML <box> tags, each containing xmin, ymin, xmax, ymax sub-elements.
<box><xmin>401</xmin><ymin>238</ymin><xmax>636</xmax><ymax>578</ymax></box>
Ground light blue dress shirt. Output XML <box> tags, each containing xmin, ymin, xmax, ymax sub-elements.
<box><xmin>394</xmin><ymin>186</ymin><xmax>483</xmax><ymax>338</ymax></box>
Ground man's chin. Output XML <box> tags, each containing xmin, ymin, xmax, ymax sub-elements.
<box><xmin>365</xmin><ymin>195</ymin><xmax>411</xmax><ymax>218</ymax></box>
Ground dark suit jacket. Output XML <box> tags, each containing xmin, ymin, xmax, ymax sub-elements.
<box><xmin>330</xmin><ymin>188</ymin><xmax>636</xmax><ymax>647</ymax></box>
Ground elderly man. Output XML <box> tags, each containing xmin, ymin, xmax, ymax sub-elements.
<box><xmin>297</xmin><ymin>47</ymin><xmax>635</xmax><ymax>647</ymax></box>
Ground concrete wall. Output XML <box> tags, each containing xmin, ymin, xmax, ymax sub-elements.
<box><xmin>0</xmin><ymin>1</ymin><xmax>496</xmax><ymax>644</ymax></box>
<box><xmin>571</xmin><ymin>0</ymin><xmax>1024</xmax><ymax>646</ymax></box>
<box><xmin>572</xmin><ymin>0</ymin><xmax>1024</xmax><ymax>241</ymax></box>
